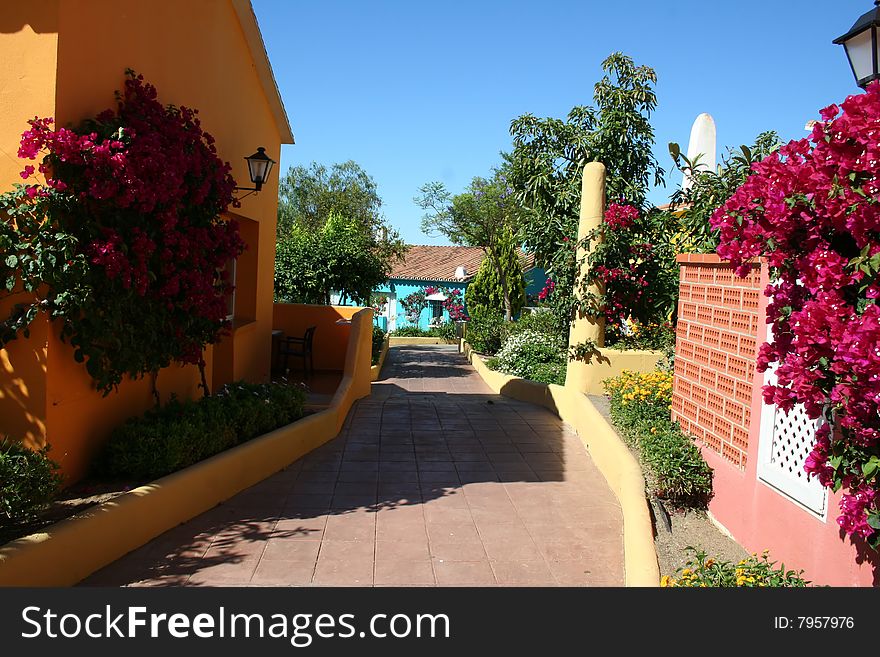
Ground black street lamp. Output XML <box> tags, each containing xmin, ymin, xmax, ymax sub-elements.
<box><xmin>234</xmin><ymin>147</ymin><xmax>277</xmax><ymax>200</ymax></box>
<box><xmin>241</xmin><ymin>147</ymin><xmax>276</xmax><ymax>192</ymax></box>
<box><xmin>834</xmin><ymin>0</ymin><xmax>880</xmax><ymax>88</ymax></box>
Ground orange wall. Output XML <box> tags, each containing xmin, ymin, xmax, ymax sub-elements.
<box><xmin>0</xmin><ymin>293</ymin><xmax>47</xmax><ymax>450</ymax></box>
<box><xmin>0</xmin><ymin>1</ymin><xmax>286</xmax><ymax>482</ymax></box>
<box><xmin>0</xmin><ymin>2</ymin><xmax>58</xmax><ymax>191</ymax></box>
<box><xmin>273</xmin><ymin>305</ymin><xmax>365</xmax><ymax>372</ymax></box>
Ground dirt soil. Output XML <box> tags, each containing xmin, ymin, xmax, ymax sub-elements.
<box><xmin>588</xmin><ymin>395</ymin><xmax>748</xmax><ymax>577</ymax></box>
<box><xmin>0</xmin><ymin>480</ymin><xmax>136</xmax><ymax>546</ymax></box>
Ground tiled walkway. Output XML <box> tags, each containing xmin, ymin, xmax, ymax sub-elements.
<box><xmin>82</xmin><ymin>345</ymin><xmax>624</xmax><ymax>587</ymax></box>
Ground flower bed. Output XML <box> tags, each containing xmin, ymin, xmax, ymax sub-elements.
<box><xmin>0</xmin><ymin>381</ymin><xmax>306</xmax><ymax>546</ymax></box>
<box><xmin>94</xmin><ymin>381</ymin><xmax>306</xmax><ymax>481</ymax></box>
<box><xmin>604</xmin><ymin>370</ymin><xmax>713</xmax><ymax>508</ymax></box>
<box><xmin>662</xmin><ymin>548</ymin><xmax>810</xmax><ymax>588</ymax></box>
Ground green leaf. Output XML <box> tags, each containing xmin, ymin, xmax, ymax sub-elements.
<box><xmin>5</xmin><ymin>255</ymin><xmax>17</xmax><ymax>268</ymax></box>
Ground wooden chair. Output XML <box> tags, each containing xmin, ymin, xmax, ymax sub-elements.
<box><xmin>279</xmin><ymin>326</ymin><xmax>316</xmax><ymax>376</ymax></box>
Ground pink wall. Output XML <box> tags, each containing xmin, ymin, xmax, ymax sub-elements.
<box><xmin>673</xmin><ymin>256</ymin><xmax>877</xmax><ymax>586</ymax></box>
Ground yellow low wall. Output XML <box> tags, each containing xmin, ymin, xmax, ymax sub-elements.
<box><xmin>0</xmin><ymin>308</ymin><xmax>374</xmax><ymax>587</ymax></box>
<box><xmin>370</xmin><ymin>335</ymin><xmax>389</xmax><ymax>382</ymax></box>
<box><xmin>571</xmin><ymin>347</ymin><xmax>663</xmax><ymax>395</ymax></box>
<box><xmin>462</xmin><ymin>342</ymin><xmax>660</xmax><ymax>587</ymax></box>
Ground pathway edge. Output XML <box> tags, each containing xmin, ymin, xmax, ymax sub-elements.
<box><xmin>463</xmin><ymin>342</ymin><xmax>661</xmax><ymax>587</ymax></box>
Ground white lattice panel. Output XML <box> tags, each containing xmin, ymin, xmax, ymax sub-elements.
<box><xmin>757</xmin><ymin>382</ymin><xmax>827</xmax><ymax>518</ymax></box>
<box><xmin>771</xmin><ymin>405</ymin><xmax>819</xmax><ymax>480</ymax></box>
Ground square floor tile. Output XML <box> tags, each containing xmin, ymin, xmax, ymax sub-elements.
<box><xmin>433</xmin><ymin>560</ymin><xmax>495</xmax><ymax>586</ymax></box>
<box><xmin>251</xmin><ymin>559</ymin><xmax>316</xmax><ymax>585</ymax></box>
<box><xmin>374</xmin><ymin>560</ymin><xmax>435</xmax><ymax>586</ymax></box>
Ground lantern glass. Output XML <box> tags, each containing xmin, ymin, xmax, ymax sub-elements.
<box><xmin>845</xmin><ymin>27</ymin><xmax>877</xmax><ymax>85</ymax></box>
<box><xmin>244</xmin><ymin>147</ymin><xmax>275</xmax><ymax>188</ymax></box>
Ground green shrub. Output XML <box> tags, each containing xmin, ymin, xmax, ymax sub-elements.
<box><xmin>663</xmin><ymin>548</ymin><xmax>810</xmax><ymax>587</ymax></box>
<box><xmin>391</xmin><ymin>326</ymin><xmax>431</xmax><ymax>337</ymax></box>
<box><xmin>94</xmin><ymin>381</ymin><xmax>306</xmax><ymax>481</ymax></box>
<box><xmin>390</xmin><ymin>323</ymin><xmax>458</xmax><ymax>340</ymax></box>
<box><xmin>464</xmin><ymin>229</ymin><xmax>526</xmax><ymax>319</ymax></box>
<box><xmin>490</xmin><ymin>329</ymin><xmax>566</xmax><ymax>385</ymax></box>
<box><xmin>604</xmin><ymin>370</ymin><xmax>712</xmax><ymax>508</ymax></box>
<box><xmin>640</xmin><ymin>419</ymin><xmax>713</xmax><ymax>505</ymax></box>
<box><xmin>465</xmin><ymin>309</ymin><xmax>505</xmax><ymax>354</ymax></box>
<box><xmin>430</xmin><ymin>321</ymin><xmax>458</xmax><ymax>341</ymax></box>
<box><xmin>607</xmin><ymin>319</ymin><xmax>676</xmax><ymax>352</ymax></box>
<box><xmin>0</xmin><ymin>439</ymin><xmax>62</xmax><ymax>522</ymax></box>
<box><xmin>371</xmin><ymin>325</ymin><xmax>386</xmax><ymax>365</ymax></box>
<box><xmin>503</xmin><ymin>308</ymin><xmax>568</xmax><ymax>345</ymax></box>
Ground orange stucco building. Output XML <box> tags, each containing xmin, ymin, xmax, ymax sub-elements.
<box><xmin>0</xmin><ymin>0</ymin><xmax>294</xmax><ymax>482</ymax></box>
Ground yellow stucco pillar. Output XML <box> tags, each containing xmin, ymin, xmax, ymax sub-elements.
<box><xmin>566</xmin><ymin>162</ymin><xmax>606</xmax><ymax>393</ymax></box>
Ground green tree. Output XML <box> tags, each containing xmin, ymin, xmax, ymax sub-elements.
<box><xmin>465</xmin><ymin>228</ymin><xmax>526</xmax><ymax>318</ymax></box>
<box><xmin>415</xmin><ymin>167</ymin><xmax>524</xmax><ymax>321</ymax></box>
<box><xmin>668</xmin><ymin>131</ymin><xmax>782</xmax><ymax>253</ymax></box>
<box><xmin>508</xmin><ymin>52</ymin><xmax>664</xmax><ymax>334</ymax></box>
<box><xmin>274</xmin><ymin>212</ymin><xmax>391</xmax><ymax>305</ymax></box>
<box><xmin>278</xmin><ymin>160</ymin><xmax>381</xmax><ymax>234</ymax></box>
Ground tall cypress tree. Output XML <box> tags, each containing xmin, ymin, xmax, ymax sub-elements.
<box><xmin>465</xmin><ymin>229</ymin><xmax>526</xmax><ymax>319</ymax></box>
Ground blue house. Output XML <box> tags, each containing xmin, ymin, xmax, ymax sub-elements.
<box><xmin>371</xmin><ymin>245</ymin><xmax>546</xmax><ymax>331</ymax></box>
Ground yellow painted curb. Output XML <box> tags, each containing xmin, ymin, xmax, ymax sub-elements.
<box><xmin>0</xmin><ymin>309</ymin><xmax>375</xmax><ymax>587</ymax></box>
<box><xmin>370</xmin><ymin>335</ymin><xmax>389</xmax><ymax>382</ymax></box>
<box><xmin>463</xmin><ymin>342</ymin><xmax>660</xmax><ymax>587</ymax></box>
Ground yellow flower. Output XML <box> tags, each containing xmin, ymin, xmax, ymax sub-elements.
<box><xmin>660</xmin><ymin>575</ymin><xmax>673</xmax><ymax>587</ymax></box>
<box><xmin>705</xmin><ymin>559</ymin><xmax>715</xmax><ymax>568</ymax></box>
<box><xmin>681</xmin><ymin>568</ymin><xmax>691</xmax><ymax>576</ymax></box>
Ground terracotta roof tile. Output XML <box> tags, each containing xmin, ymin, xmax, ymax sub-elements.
<box><xmin>389</xmin><ymin>245</ymin><xmax>535</xmax><ymax>282</ymax></box>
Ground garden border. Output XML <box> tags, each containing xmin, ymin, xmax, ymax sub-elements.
<box><xmin>462</xmin><ymin>341</ymin><xmax>660</xmax><ymax>587</ymax></box>
<box><xmin>370</xmin><ymin>334</ymin><xmax>390</xmax><ymax>382</ymax></box>
<box><xmin>0</xmin><ymin>309</ymin><xmax>374</xmax><ymax>587</ymax></box>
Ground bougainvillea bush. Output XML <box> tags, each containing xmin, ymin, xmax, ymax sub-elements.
<box><xmin>424</xmin><ymin>285</ymin><xmax>468</xmax><ymax>322</ymax></box>
<box><xmin>0</xmin><ymin>71</ymin><xmax>242</xmax><ymax>395</ymax></box>
<box><xmin>554</xmin><ymin>201</ymin><xmax>679</xmax><ymax>362</ymax></box>
<box><xmin>711</xmin><ymin>84</ymin><xmax>880</xmax><ymax>547</ymax></box>
<box><xmin>400</xmin><ymin>289</ymin><xmax>426</xmax><ymax>324</ymax></box>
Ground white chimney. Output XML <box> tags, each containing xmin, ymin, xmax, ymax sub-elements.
<box><xmin>454</xmin><ymin>265</ymin><xmax>467</xmax><ymax>280</ymax></box>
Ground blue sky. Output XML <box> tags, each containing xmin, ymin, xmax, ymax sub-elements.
<box><xmin>252</xmin><ymin>0</ymin><xmax>871</xmax><ymax>246</ymax></box>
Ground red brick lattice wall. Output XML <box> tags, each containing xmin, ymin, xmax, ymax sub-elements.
<box><xmin>671</xmin><ymin>254</ymin><xmax>762</xmax><ymax>468</ymax></box>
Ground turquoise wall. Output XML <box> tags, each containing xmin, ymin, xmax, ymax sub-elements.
<box><xmin>373</xmin><ymin>279</ymin><xmax>465</xmax><ymax>331</ymax></box>
<box><xmin>525</xmin><ymin>267</ymin><xmax>547</xmax><ymax>300</ymax></box>
<box><xmin>374</xmin><ymin>268</ymin><xmax>547</xmax><ymax>330</ymax></box>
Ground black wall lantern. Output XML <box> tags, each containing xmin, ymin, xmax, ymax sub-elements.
<box><xmin>235</xmin><ymin>147</ymin><xmax>276</xmax><ymax>196</ymax></box>
<box><xmin>834</xmin><ymin>0</ymin><xmax>880</xmax><ymax>88</ymax></box>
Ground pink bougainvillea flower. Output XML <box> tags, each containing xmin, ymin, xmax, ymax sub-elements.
<box><xmin>713</xmin><ymin>82</ymin><xmax>880</xmax><ymax>543</ymax></box>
